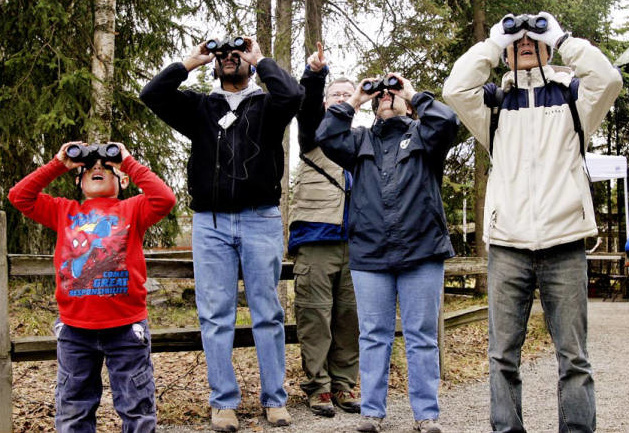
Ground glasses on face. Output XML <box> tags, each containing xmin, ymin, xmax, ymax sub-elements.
<box><xmin>216</xmin><ymin>51</ymin><xmax>240</xmax><ymax>60</ymax></box>
<box><xmin>328</xmin><ymin>92</ymin><xmax>353</xmax><ymax>99</ymax></box>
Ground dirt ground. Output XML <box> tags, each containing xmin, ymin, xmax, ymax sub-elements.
<box><xmin>156</xmin><ymin>300</ymin><xmax>629</xmax><ymax>433</ymax></box>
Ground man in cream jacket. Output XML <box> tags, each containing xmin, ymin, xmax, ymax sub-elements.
<box><xmin>443</xmin><ymin>11</ymin><xmax>622</xmax><ymax>433</ymax></box>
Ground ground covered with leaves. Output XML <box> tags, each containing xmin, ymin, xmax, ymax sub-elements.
<box><xmin>9</xmin><ymin>279</ymin><xmax>552</xmax><ymax>432</ymax></box>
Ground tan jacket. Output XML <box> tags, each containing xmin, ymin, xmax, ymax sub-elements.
<box><xmin>288</xmin><ymin>147</ymin><xmax>346</xmax><ymax>227</ymax></box>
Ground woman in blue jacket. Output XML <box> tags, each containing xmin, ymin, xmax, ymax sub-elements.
<box><xmin>315</xmin><ymin>74</ymin><xmax>458</xmax><ymax>433</ymax></box>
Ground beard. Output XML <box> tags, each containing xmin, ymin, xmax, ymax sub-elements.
<box><xmin>218</xmin><ymin>60</ymin><xmax>249</xmax><ymax>86</ymax></box>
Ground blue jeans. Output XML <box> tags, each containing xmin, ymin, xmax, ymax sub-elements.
<box><xmin>488</xmin><ymin>241</ymin><xmax>595</xmax><ymax>433</ymax></box>
<box><xmin>55</xmin><ymin>319</ymin><xmax>155</xmax><ymax>433</ymax></box>
<box><xmin>192</xmin><ymin>207</ymin><xmax>287</xmax><ymax>409</ymax></box>
<box><xmin>351</xmin><ymin>261</ymin><xmax>443</xmax><ymax>421</ymax></box>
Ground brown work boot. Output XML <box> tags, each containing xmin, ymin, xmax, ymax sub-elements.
<box><xmin>308</xmin><ymin>392</ymin><xmax>335</xmax><ymax>417</ymax></box>
<box><xmin>414</xmin><ymin>419</ymin><xmax>443</xmax><ymax>433</ymax></box>
<box><xmin>332</xmin><ymin>390</ymin><xmax>361</xmax><ymax>413</ymax></box>
<box><xmin>357</xmin><ymin>416</ymin><xmax>383</xmax><ymax>432</ymax></box>
<box><xmin>265</xmin><ymin>406</ymin><xmax>292</xmax><ymax>427</ymax></box>
<box><xmin>211</xmin><ymin>408</ymin><xmax>239</xmax><ymax>432</ymax></box>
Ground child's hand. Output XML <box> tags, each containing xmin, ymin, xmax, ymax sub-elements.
<box><xmin>57</xmin><ymin>142</ymin><xmax>85</xmax><ymax>170</ymax></box>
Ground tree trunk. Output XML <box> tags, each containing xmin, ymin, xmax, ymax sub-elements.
<box><xmin>274</xmin><ymin>0</ymin><xmax>293</xmax><ymax>312</ymax></box>
<box><xmin>304</xmin><ymin>0</ymin><xmax>323</xmax><ymax>58</ymax></box>
<box><xmin>88</xmin><ymin>0</ymin><xmax>116</xmax><ymax>143</ymax></box>
<box><xmin>256</xmin><ymin>0</ymin><xmax>272</xmax><ymax>56</ymax></box>
<box><xmin>472</xmin><ymin>0</ymin><xmax>488</xmax><ymax>295</ymax></box>
<box><xmin>275</xmin><ymin>0</ymin><xmax>293</xmax><ymax>257</ymax></box>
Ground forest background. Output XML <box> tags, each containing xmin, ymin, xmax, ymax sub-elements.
<box><xmin>1</xmin><ymin>0</ymin><xmax>629</xmax><ymax>275</ymax></box>
<box><xmin>1</xmin><ymin>1</ymin><xmax>628</xmax><ymax>430</ymax></box>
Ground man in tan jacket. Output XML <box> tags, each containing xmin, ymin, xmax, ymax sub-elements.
<box><xmin>288</xmin><ymin>43</ymin><xmax>360</xmax><ymax>418</ymax></box>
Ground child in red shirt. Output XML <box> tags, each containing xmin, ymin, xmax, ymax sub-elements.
<box><xmin>9</xmin><ymin>141</ymin><xmax>176</xmax><ymax>432</ymax></box>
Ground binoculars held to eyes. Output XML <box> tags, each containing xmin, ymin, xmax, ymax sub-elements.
<box><xmin>502</xmin><ymin>14</ymin><xmax>548</xmax><ymax>34</ymax></box>
<box><xmin>362</xmin><ymin>76</ymin><xmax>402</xmax><ymax>94</ymax></box>
<box><xmin>206</xmin><ymin>37</ymin><xmax>246</xmax><ymax>54</ymax></box>
<box><xmin>66</xmin><ymin>143</ymin><xmax>122</xmax><ymax>168</ymax></box>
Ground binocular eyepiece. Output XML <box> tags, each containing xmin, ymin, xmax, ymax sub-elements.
<box><xmin>502</xmin><ymin>14</ymin><xmax>548</xmax><ymax>34</ymax></box>
<box><xmin>206</xmin><ymin>36</ymin><xmax>246</xmax><ymax>53</ymax></box>
<box><xmin>66</xmin><ymin>143</ymin><xmax>122</xmax><ymax>168</ymax></box>
<box><xmin>361</xmin><ymin>76</ymin><xmax>402</xmax><ymax>94</ymax></box>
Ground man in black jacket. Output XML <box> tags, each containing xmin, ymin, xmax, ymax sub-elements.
<box><xmin>140</xmin><ymin>36</ymin><xmax>303</xmax><ymax>432</ymax></box>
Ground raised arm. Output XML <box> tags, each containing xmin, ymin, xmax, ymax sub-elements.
<box><xmin>297</xmin><ymin>42</ymin><xmax>328</xmax><ymax>154</ymax></box>
<box><xmin>139</xmin><ymin>41</ymin><xmax>213</xmax><ymax>137</ymax></box>
<box><xmin>315</xmin><ymin>102</ymin><xmax>364</xmax><ymax>172</ymax></box>
<box><xmin>8</xmin><ymin>142</ymin><xmax>79</xmax><ymax>230</ymax></box>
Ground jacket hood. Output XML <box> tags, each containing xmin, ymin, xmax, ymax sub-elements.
<box><xmin>211</xmin><ymin>80</ymin><xmax>264</xmax><ymax>110</ymax></box>
<box><xmin>501</xmin><ymin>64</ymin><xmax>574</xmax><ymax>91</ymax></box>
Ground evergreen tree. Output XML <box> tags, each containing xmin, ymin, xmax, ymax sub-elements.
<box><xmin>0</xmin><ymin>0</ymin><xmax>199</xmax><ymax>253</ymax></box>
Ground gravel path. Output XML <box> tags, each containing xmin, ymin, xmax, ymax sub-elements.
<box><xmin>157</xmin><ymin>300</ymin><xmax>629</xmax><ymax>433</ymax></box>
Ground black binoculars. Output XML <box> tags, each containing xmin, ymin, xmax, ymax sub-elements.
<box><xmin>205</xmin><ymin>37</ymin><xmax>246</xmax><ymax>53</ymax></box>
<box><xmin>361</xmin><ymin>76</ymin><xmax>402</xmax><ymax>94</ymax></box>
<box><xmin>502</xmin><ymin>14</ymin><xmax>548</xmax><ymax>34</ymax></box>
<box><xmin>66</xmin><ymin>143</ymin><xmax>122</xmax><ymax>167</ymax></box>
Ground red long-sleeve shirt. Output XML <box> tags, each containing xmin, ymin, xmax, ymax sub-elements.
<box><xmin>8</xmin><ymin>157</ymin><xmax>176</xmax><ymax>329</ymax></box>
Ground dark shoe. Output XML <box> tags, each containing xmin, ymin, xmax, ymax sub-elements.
<box><xmin>414</xmin><ymin>419</ymin><xmax>442</xmax><ymax>433</ymax></box>
<box><xmin>332</xmin><ymin>390</ymin><xmax>361</xmax><ymax>413</ymax></box>
<box><xmin>211</xmin><ymin>408</ymin><xmax>239</xmax><ymax>432</ymax></box>
<box><xmin>357</xmin><ymin>416</ymin><xmax>383</xmax><ymax>432</ymax></box>
<box><xmin>308</xmin><ymin>392</ymin><xmax>335</xmax><ymax>417</ymax></box>
<box><xmin>265</xmin><ymin>406</ymin><xmax>291</xmax><ymax>427</ymax></box>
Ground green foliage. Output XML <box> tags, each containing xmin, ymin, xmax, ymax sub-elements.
<box><xmin>0</xmin><ymin>0</ymin><xmax>202</xmax><ymax>253</ymax></box>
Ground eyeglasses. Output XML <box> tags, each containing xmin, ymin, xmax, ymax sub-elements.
<box><xmin>216</xmin><ymin>51</ymin><xmax>240</xmax><ymax>60</ymax></box>
<box><xmin>328</xmin><ymin>92</ymin><xmax>353</xmax><ymax>99</ymax></box>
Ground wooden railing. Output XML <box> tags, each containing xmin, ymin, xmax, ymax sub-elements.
<box><xmin>0</xmin><ymin>211</ymin><xmax>488</xmax><ymax>432</ymax></box>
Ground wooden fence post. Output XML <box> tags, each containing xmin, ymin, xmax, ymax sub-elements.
<box><xmin>0</xmin><ymin>211</ymin><xmax>13</xmax><ymax>432</ymax></box>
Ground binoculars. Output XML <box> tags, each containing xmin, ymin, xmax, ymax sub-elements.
<box><xmin>205</xmin><ymin>36</ymin><xmax>246</xmax><ymax>53</ymax></box>
<box><xmin>361</xmin><ymin>76</ymin><xmax>402</xmax><ymax>94</ymax></box>
<box><xmin>66</xmin><ymin>143</ymin><xmax>122</xmax><ymax>167</ymax></box>
<box><xmin>502</xmin><ymin>14</ymin><xmax>548</xmax><ymax>34</ymax></box>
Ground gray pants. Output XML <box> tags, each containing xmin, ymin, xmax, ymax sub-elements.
<box><xmin>488</xmin><ymin>241</ymin><xmax>595</xmax><ymax>433</ymax></box>
<box><xmin>293</xmin><ymin>242</ymin><xmax>359</xmax><ymax>396</ymax></box>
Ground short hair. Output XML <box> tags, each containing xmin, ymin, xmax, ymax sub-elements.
<box><xmin>325</xmin><ymin>77</ymin><xmax>357</xmax><ymax>97</ymax></box>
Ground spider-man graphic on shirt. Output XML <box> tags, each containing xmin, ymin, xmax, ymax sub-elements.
<box><xmin>59</xmin><ymin>209</ymin><xmax>130</xmax><ymax>295</ymax></box>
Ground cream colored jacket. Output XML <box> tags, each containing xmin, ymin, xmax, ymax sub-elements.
<box><xmin>443</xmin><ymin>36</ymin><xmax>622</xmax><ymax>250</ymax></box>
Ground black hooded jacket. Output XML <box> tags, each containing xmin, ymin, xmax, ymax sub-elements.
<box><xmin>140</xmin><ymin>58</ymin><xmax>304</xmax><ymax>212</ymax></box>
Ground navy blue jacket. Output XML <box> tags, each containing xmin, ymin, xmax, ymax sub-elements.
<box><xmin>315</xmin><ymin>92</ymin><xmax>458</xmax><ymax>271</ymax></box>
<box><xmin>140</xmin><ymin>59</ymin><xmax>303</xmax><ymax>212</ymax></box>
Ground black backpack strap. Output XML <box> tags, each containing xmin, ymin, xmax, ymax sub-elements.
<box><xmin>299</xmin><ymin>152</ymin><xmax>349</xmax><ymax>197</ymax></box>
<box><xmin>489</xmin><ymin>87</ymin><xmax>504</xmax><ymax>158</ymax></box>
<box><xmin>559</xmin><ymin>83</ymin><xmax>585</xmax><ymax>158</ymax></box>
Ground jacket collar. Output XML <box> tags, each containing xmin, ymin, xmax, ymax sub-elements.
<box><xmin>372</xmin><ymin>115</ymin><xmax>413</xmax><ymax>136</ymax></box>
<box><xmin>501</xmin><ymin>65</ymin><xmax>573</xmax><ymax>90</ymax></box>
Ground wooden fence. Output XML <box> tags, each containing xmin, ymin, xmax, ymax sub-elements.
<box><xmin>0</xmin><ymin>211</ymin><xmax>488</xmax><ymax>432</ymax></box>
